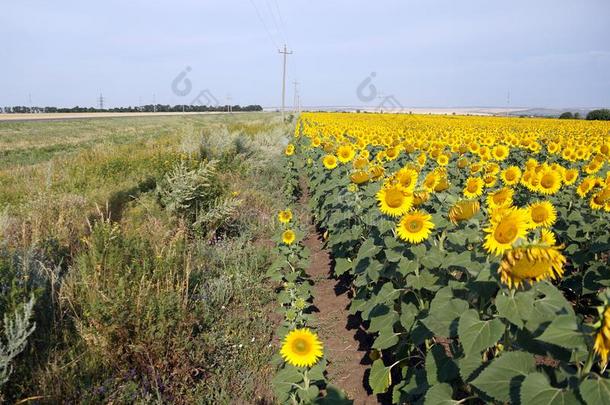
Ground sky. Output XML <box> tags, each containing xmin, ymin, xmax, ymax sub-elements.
<box><xmin>1</xmin><ymin>0</ymin><xmax>610</xmax><ymax>109</ymax></box>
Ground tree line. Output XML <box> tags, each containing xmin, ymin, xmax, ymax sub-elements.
<box><xmin>560</xmin><ymin>109</ymin><xmax>610</xmax><ymax>120</ymax></box>
<box><xmin>0</xmin><ymin>104</ymin><xmax>263</xmax><ymax>114</ymax></box>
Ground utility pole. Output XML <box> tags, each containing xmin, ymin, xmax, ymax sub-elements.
<box><xmin>278</xmin><ymin>44</ymin><xmax>292</xmax><ymax>120</ymax></box>
<box><xmin>98</xmin><ymin>93</ymin><xmax>105</xmax><ymax>110</ymax></box>
<box><xmin>152</xmin><ymin>93</ymin><xmax>156</xmax><ymax>113</ymax></box>
<box><xmin>226</xmin><ymin>94</ymin><xmax>232</xmax><ymax>113</ymax></box>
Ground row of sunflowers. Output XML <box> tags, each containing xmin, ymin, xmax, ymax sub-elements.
<box><xmin>268</xmin><ymin>152</ymin><xmax>350</xmax><ymax>404</ymax></box>
<box><xmin>290</xmin><ymin>112</ymin><xmax>610</xmax><ymax>404</ymax></box>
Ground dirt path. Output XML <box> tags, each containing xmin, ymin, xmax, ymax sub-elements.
<box><xmin>303</xmin><ymin>231</ymin><xmax>377</xmax><ymax>404</ymax></box>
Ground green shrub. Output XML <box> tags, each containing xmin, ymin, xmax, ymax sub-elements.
<box><xmin>586</xmin><ymin>108</ymin><xmax>610</xmax><ymax>120</ymax></box>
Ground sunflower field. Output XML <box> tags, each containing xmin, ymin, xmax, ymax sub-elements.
<box><xmin>288</xmin><ymin>112</ymin><xmax>610</xmax><ymax>404</ymax></box>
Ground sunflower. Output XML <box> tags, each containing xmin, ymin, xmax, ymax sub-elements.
<box><xmin>540</xmin><ymin>229</ymin><xmax>557</xmax><ymax>245</ymax></box>
<box><xmin>282</xmin><ymin>229</ymin><xmax>296</xmax><ymax>245</ymax></box>
<box><xmin>593</xmin><ymin>306</ymin><xmax>610</xmax><ymax>367</ymax></box>
<box><xmin>278</xmin><ymin>209</ymin><xmax>293</xmax><ymax>224</ymax></box>
<box><xmin>487</xmin><ymin>187</ymin><xmax>514</xmax><ymax>209</ymax></box>
<box><xmin>590</xmin><ymin>187</ymin><xmax>610</xmax><ymax>210</ymax></box>
<box><xmin>492</xmin><ymin>144</ymin><xmax>509</xmax><ymax>161</ymax></box>
<box><xmin>280</xmin><ymin>328</ymin><xmax>324</xmax><ymax>368</ymax></box>
<box><xmin>501</xmin><ymin>166</ymin><xmax>522</xmax><ymax>186</ymax></box>
<box><xmin>377</xmin><ymin>184</ymin><xmax>413</xmax><ymax>217</ymax></box>
<box><xmin>412</xmin><ymin>191</ymin><xmax>430</xmax><ymax>207</ymax></box>
<box><xmin>434</xmin><ymin>176</ymin><xmax>450</xmax><ymax>192</ymax></box>
<box><xmin>353</xmin><ymin>156</ymin><xmax>369</xmax><ymax>170</ymax></box>
<box><xmin>437</xmin><ymin>154</ymin><xmax>449</xmax><ymax>166</ymax></box>
<box><xmin>576</xmin><ymin>176</ymin><xmax>596</xmax><ymax>198</ymax></box>
<box><xmin>369</xmin><ymin>165</ymin><xmax>385</xmax><ymax>181</ymax></box>
<box><xmin>483</xmin><ymin>208</ymin><xmax>530</xmax><ymax>256</ymax></box>
<box><xmin>563</xmin><ymin>168</ymin><xmax>579</xmax><ymax>185</ymax></box>
<box><xmin>397</xmin><ymin>210</ymin><xmax>435</xmax><ymax>243</ymax></box>
<box><xmin>322</xmin><ymin>154</ymin><xmax>338</xmax><ymax>170</ymax></box>
<box><xmin>337</xmin><ymin>144</ymin><xmax>356</xmax><ymax>163</ymax></box>
<box><xmin>527</xmin><ymin>201</ymin><xmax>557</xmax><ymax>228</ymax></box>
<box><xmin>448</xmin><ymin>200</ymin><xmax>480</xmax><ymax>224</ymax></box>
<box><xmin>422</xmin><ymin>172</ymin><xmax>440</xmax><ymax>192</ymax></box>
<box><xmin>285</xmin><ymin>144</ymin><xmax>295</xmax><ymax>156</ymax></box>
<box><xmin>498</xmin><ymin>244</ymin><xmax>566</xmax><ymax>289</ymax></box>
<box><xmin>395</xmin><ymin>168</ymin><xmax>418</xmax><ymax>191</ymax></box>
<box><xmin>350</xmin><ymin>170</ymin><xmax>370</xmax><ymax>185</ymax></box>
<box><xmin>537</xmin><ymin>167</ymin><xmax>562</xmax><ymax>195</ymax></box>
<box><xmin>417</xmin><ymin>153</ymin><xmax>427</xmax><ymax>166</ymax></box>
<box><xmin>463</xmin><ymin>177</ymin><xmax>484</xmax><ymax>199</ymax></box>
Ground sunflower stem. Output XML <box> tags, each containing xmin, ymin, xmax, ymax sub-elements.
<box><xmin>581</xmin><ymin>348</ymin><xmax>596</xmax><ymax>379</ymax></box>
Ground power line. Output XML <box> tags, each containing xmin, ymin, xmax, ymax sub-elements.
<box><xmin>279</xmin><ymin>44</ymin><xmax>293</xmax><ymax>120</ymax></box>
<box><xmin>248</xmin><ymin>0</ymin><xmax>280</xmax><ymax>48</ymax></box>
<box><xmin>265</xmin><ymin>0</ymin><xmax>284</xmax><ymax>43</ymax></box>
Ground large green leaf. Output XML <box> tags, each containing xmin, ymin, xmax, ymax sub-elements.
<box><xmin>426</xmin><ymin>344</ymin><xmax>459</xmax><ymax>385</ymax></box>
<box><xmin>373</xmin><ymin>325</ymin><xmax>399</xmax><ymax>350</ymax></box>
<box><xmin>471</xmin><ymin>351</ymin><xmax>535</xmax><ymax>402</ymax></box>
<box><xmin>458</xmin><ymin>310</ymin><xmax>505</xmax><ymax>357</ymax></box>
<box><xmin>424</xmin><ymin>383</ymin><xmax>459</xmax><ymax>405</ymax></box>
<box><xmin>580</xmin><ymin>378</ymin><xmax>610</xmax><ymax>405</ymax></box>
<box><xmin>457</xmin><ymin>354</ymin><xmax>484</xmax><ymax>383</ymax></box>
<box><xmin>369</xmin><ymin>358</ymin><xmax>392</xmax><ymax>394</ymax></box>
<box><xmin>520</xmin><ymin>373</ymin><xmax>580</xmax><ymax>405</ymax></box>
<box><xmin>334</xmin><ymin>257</ymin><xmax>353</xmax><ymax>276</ymax></box>
<box><xmin>496</xmin><ymin>290</ymin><xmax>535</xmax><ymax>328</ymax></box>
<box><xmin>421</xmin><ymin>287</ymin><xmax>469</xmax><ymax>337</ymax></box>
<box><xmin>536</xmin><ymin>314</ymin><xmax>587</xmax><ymax>352</ymax></box>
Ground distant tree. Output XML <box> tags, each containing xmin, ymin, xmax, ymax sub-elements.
<box><xmin>586</xmin><ymin>109</ymin><xmax>610</xmax><ymax>120</ymax></box>
<box><xmin>559</xmin><ymin>112</ymin><xmax>574</xmax><ymax>119</ymax></box>
<box><xmin>574</xmin><ymin>112</ymin><xmax>581</xmax><ymax>119</ymax></box>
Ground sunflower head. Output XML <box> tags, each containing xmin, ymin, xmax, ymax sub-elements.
<box><xmin>484</xmin><ymin>208</ymin><xmax>531</xmax><ymax>256</ymax></box>
<box><xmin>337</xmin><ymin>144</ymin><xmax>356</xmax><ymax>163</ymax></box>
<box><xmin>397</xmin><ymin>210</ymin><xmax>435</xmax><ymax>244</ymax></box>
<box><xmin>528</xmin><ymin>201</ymin><xmax>557</xmax><ymax>228</ymax></box>
<box><xmin>464</xmin><ymin>177</ymin><xmax>484</xmax><ymax>199</ymax></box>
<box><xmin>350</xmin><ymin>170</ymin><xmax>370</xmax><ymax>185</ymax></box>
<box><xmin>285</xmin><ymin>144</ymin><xmax>295</xmax><ymax>156</ymax></box>
<box><xmin>278</xmin><ymin>209</ymin><xmax>293</xmax><ymax>224</ymax></box>
<box><xmin>322</xmin><ymin>154</ymin><xmax>338</xmax><ymax>170</ymax></box>
<box><xmin>395</xmin><ymin>168</ymin><xmax>418</xmax><ymax>191</ymax></box>
<box><xmin>499</xmin><ymin>244</ymin><xmax>566</xmax><ymax>289</ymax></box>
<box><xmin>537</xmin><ymin>167</ymin><xmax>562</xmax><ymax>195</ymax></box>
<box><xmin>282</xmin><ymin>229</ymin><xmax>296</xmax><ymax>245</ymax></box>
<box><xmin>280</xmin><ymin>328</ymin><xmax>324</xmax><ymax>368</ymax></box>
<box><xmin>449</xmin><ymin>200</ymin><xmax>480</xmax><ymax>224</ymax></box>
<box><xmin>487</xmin><ymin>187</ymin><xmax>514</xmax><ymax>209</ymax></box>
<box><xmin>377</xmin><ymin>184</ymin><xmax>413</xmax><ymax>217</ymax></box>
<box><xmin>501</xmin><ymin>166</ymin><xmax>522</xmax><ymax>185</ymax></box>
<box><xmin>594</xmin><ymin>306</ymin><xmax>610</xmax><ymax>368</ymax></box>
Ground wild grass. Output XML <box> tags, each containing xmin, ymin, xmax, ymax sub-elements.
<box><xmin>0</xmin><ymin>113</ymin><xmax>292</xmax><ymax>403</ymax></box>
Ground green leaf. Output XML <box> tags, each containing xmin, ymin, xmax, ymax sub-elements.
<box><xmin>496</xmin><ymin>290</ymin><xmax>535</xmax><ymax>328</ymax></box>
<box><xmin>369</xmin><ymin>359</ymin><xmax>392</xmax><ymax>394</ymax></box>
<box><xmin>334</xmin><ymin>258</ymin><xmax>353</xmax><ymax>276</ymax></box>
<box><xmin>527</xmin><ymin>282</ymin><xmax>574</xmax><ymax>329</ymax></box>
<box><xmin>406</xmin><ymin>271</ymin><xmax>439</xmax><ymax>291</ymax></box>
<box><xmin>369</xmin><ymin>305</ymin><xmax>398</xmax><ymax>333</ymax></box>
<box><xmin>520</xmin><ymin>373</ymin><xmax>580</xmax><ymax>405</ymax></box>
<box><xmin>442</xmin><ymin>251</ymin><xmax>473</xmax><ymax>270</ymax></box>
<box><xmin>471</xmin><ymin>351</ymin><xmax>535</xmax><ymax>402</ymax></box>
<box><xmin>426</xmin><ymin>345</ymin><xmax>459</xmax><ymax>385</ymax></box>
<box><xmin>315</xmin><ymin>384</ymin><xmax>353</xmax><ymax>405</ymax></box>
<box><xmin>424</xmin><ymin>383</ymin><xmax>459</xmax><ymax>405</ymax></box>
<box><xmin>580</xmin><ymin>378</ymin><xmax>610</xmax><ymax>405</ymax></box>
<box><xmin>421</xmin><ymin>287</ymin><xmax>469</xmax><ymax>337</ymax></box>
<box><xmin>373</xmin><ymin>325</ymin><xmax>399</xmax><ymax>350</ymax></box>
<box><xmin>457</xmin><ymin>355</ymin><xmax>484</xmax><ymax>383</ymax></box>
<box><xmin>458</xmin><ymin>310</ymin><xmax>505</xmax><ymax>357</ymax></box>
<box><xmin>536</xmin><ymin>314</ymin><xmax>587</xmax><ymax>351</ymax></box>
<box><xmin>400</xmin><ymin>302</ymin><xmax>419</xmax><ymax>331</ymax></box>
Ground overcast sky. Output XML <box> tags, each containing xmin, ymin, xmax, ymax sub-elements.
<box><xmin>2</xmin><ymin>0</ymin><xmax>609</xmax><ymax>108</ymax></box>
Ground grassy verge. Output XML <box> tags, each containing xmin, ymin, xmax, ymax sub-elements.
<box><xmin>0</xmin><ymin>113</ymin><xmax>290</xmax><ymax>403</ymax></box>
